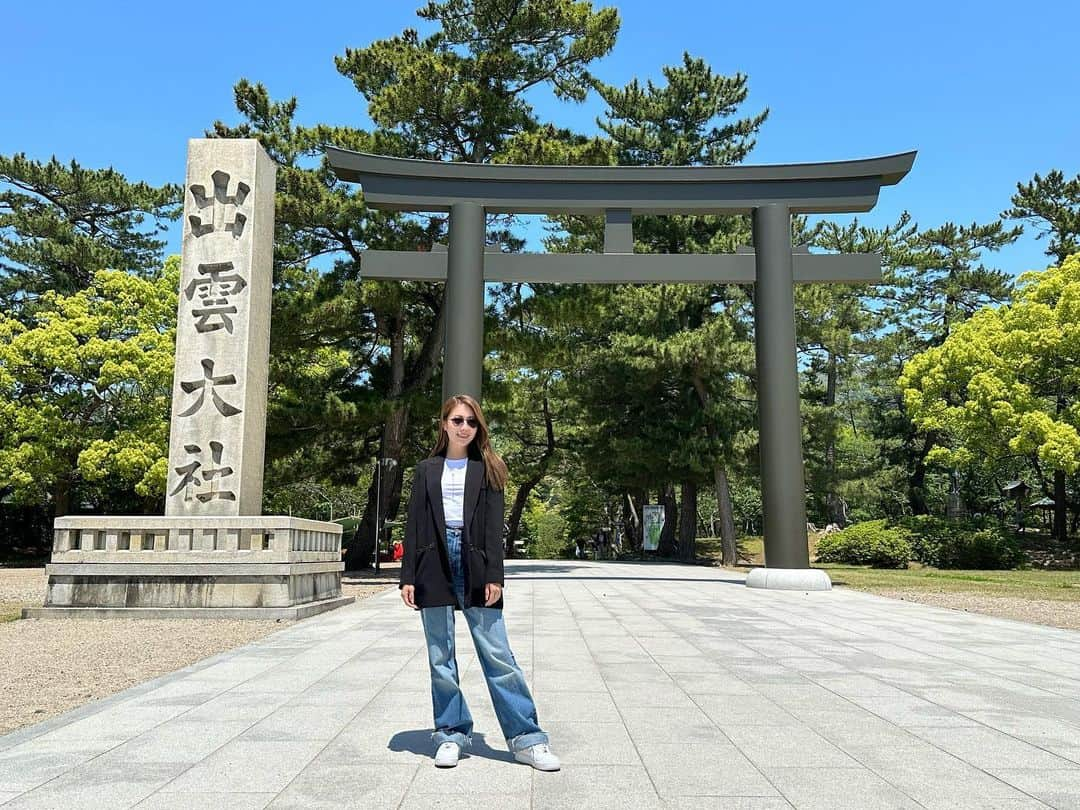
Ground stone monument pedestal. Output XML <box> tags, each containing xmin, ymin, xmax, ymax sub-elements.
<box><xmin>22</xmin><ymin>516</ymin><xmax>353</xmax><ymax>620</ymax></box>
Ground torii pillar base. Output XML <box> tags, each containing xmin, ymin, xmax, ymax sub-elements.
<box><xmin>746</xmin><ymin>567</ymin><xmax>832</xmax><ymax>591</ymax></box>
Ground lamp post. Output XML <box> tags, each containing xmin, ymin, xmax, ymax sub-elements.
<box><xmin>374</xmin><ymin>458</ymin><xmax>398</xmax><ymax>573</ymax></box>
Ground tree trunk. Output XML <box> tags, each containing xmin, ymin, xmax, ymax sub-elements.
<box><xmin>622</xmin><ymin>491</ymin><xmax>641</xmax><ymax>552</ymax></box>
<box><xmin>505</xmin><ymin>484</ymin><xmax>531</xmax><ymax>559</ymax></box>
<box><xmin>659</xmin><ymin>485</ymin><xmax>678</xmax><ymax>557</ymax></box>
<box><xmin>714</xmin><ymin>465</ymin><xmax>738</xmax><ymax>565</ymax></box>
<box><xmin>823</xmin><ymin>353</ymin><xmax>846</xmax><ymax>526</ymax></box>
<box><xmin>346</xmin><ymin>406</ymin><xmax>408</xmax><ymax>571</ymax></box>
<box><xmin>1054</xmin><ymin>469</ymin><xmax>1067</xmax><ymax>543</ymax></box>
<box><xmin>344</xmin><ymin>288</ymin><xmax>446</xmax><ymax>570</ymax></box>
<box><xmin>908</xmin><ymin>432</ymin><xmax>936</xmax><ymax>515</ymax></box>
<box><xmin>689</xmin><ymin>371</ymin><xmax>738</xmax><ymax>565</ymax></box>
<box><xmin>505</xmin><ymin>393</ymin><xmax>557</xmax><ymax>558</ymax></box>
<box><xmin>678</xmin><ymin>480</ymin><xmax>697</xmax><ymax>563</ymax></box>
<box><xmin>52</xmin><ymin>479</ymin><xmax>71</xmax><ymax>518</ymax></box>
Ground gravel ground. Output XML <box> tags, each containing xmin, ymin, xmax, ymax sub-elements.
<box><xmin>869</xmin><ymin>587</ymin><xmax>1080</xmax><ymax>631</ymax></box>
<box><xmin>0</xmin><ymin>566</ymin><xmax>397</xmax><ymax>736</ymax></box>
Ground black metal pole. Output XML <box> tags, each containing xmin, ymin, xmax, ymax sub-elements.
<box><xmin>374</xmin><ymin>460</ymin><xmax>381</xmax><ymax>574</ymax></box>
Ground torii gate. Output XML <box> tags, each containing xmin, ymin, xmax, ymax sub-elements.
<box><xmin>327</xmin><ymin>148</ymin><xmax>915</xmax><ymax>590</ymax></box>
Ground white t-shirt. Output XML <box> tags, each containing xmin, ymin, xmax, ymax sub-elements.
<box><xmin>442</xmin><ymin>457</ymin><xmax>468</xmax><ymax>527</ymax></box>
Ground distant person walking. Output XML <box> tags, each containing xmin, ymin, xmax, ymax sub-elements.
<box><xmin>399</xmin><ymin>394</ymin><xmax>559</xmax><ymax>771</ymax></box>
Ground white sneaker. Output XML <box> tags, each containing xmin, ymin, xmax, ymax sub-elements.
<box><xmin>434</xmin><ymin>741</ymin><xmax>461</xmax><ymax>768</ymax></box>
<box><xmin>514</xmin><ymin>742</ymin><xmax>560</xmax><ymax>771</ymax></box>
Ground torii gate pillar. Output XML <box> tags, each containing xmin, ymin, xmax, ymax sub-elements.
<box><xmin>752</xmin><ymin>204</ymin><xmax>811</xmax><ymax>572</ymax></box>
<box><xmin>444</xmin><ymin>202</ymin><xmax>485</xmax><ymax>402</ymax></box>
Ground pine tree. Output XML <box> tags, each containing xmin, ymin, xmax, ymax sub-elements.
<box><xmin>215</xmin><ymin>2</ymin><xmax>621</xmax><ymax>567</ymax></box>
<box><xmin>1003</xmin><ymin>170</ymin><xmax>1080</xmax><ymax>264</ymax></box>
<box><xmin>540</xmin><ymin>53</ymin><xmax>768</xmax><ymax>564</ymax></box>
<box><xmin>0</xmin><ymin>154</ymin><xmax>180</xmax><ymax>315</ymax></box>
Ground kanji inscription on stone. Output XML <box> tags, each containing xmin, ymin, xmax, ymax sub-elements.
<box><xmin>188</xmin><ymin>170</ymin><xmax>250</xmax><ymax>238</ymax></box>
<box><xmin>185</xmin><ymin>261</ymin><xmax>248</xmax><ymax>334</ymax></box>
<box><xmin>170</xmin><ymin>441</ymin><xmax>237</xmax><ymax>503</ymax></box>
<box><xmin>178</xmin><ymin>358</ymin><xmax>243</xmax><ymax>418</ymax></box>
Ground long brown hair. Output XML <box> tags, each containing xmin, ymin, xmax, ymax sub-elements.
<box><xmin>429</xmin><ymin>394</ymin><xmax>509</xmax><ymax>490</ymax></box>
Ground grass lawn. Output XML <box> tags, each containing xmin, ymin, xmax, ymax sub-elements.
<box><xmin>696</xmin><ymin>533</ymin><xmax>1080</xmax><ymax>603</ymax></box>
<box><xmin>820</xmin><ymin>563</ymin><xmax>1080</xmax><ymax>601</ymax></box>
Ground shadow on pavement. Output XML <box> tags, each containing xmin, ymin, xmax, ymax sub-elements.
<box><xmin>504</xmin><ymin>563</ymin><xmax>747</xmax><ymax>585</ymax></box>
<box><xmin>389</xmin><ymin>730</ymin><xmax>515</xmax><ymax>763</ymax></box>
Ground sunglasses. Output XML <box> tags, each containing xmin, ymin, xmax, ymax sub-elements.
<box><xmin>448</xmin><ymin>416</ymin><xmax>478</xmax><ymax>428</ymax></box>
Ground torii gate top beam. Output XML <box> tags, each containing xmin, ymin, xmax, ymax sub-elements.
<box><xmin>325</xmin><ymin>148</ymin><xmax>916</xmax><ymax>215</ymax></box>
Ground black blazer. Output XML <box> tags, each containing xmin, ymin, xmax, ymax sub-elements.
<box><xmin>399</xmin><ymin>455</ymin><xmax>506</xmax><ymax>610</ymax></box>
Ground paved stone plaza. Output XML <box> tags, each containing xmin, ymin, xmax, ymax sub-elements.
<box><xmin>2</xmin><ymin>559</ymin><xmax>1079</xmax><ymax>809</ymax></box>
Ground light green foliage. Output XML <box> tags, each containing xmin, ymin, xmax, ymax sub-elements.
<box><xmin>901</xmin><ymin>254</ymin><xmax>1080</xmax><ymax>477</ymax></box>
<box><xmin>0</xmin><ymin>262</ymin><xmax>178</xmax><ymax>507</ymax></box>
<box><xmin>523</xmin><ymin>496</ymin><xmax>570</xmax><ymax>559</ymax></box>
<box><xmin>814</xmin><ymin>520</ymin><xmax>911</xmax><ymax>568</ymax></box>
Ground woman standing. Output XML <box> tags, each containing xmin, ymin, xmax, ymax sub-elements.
<box><xmin>399</xmin><ymin>394</ymin><xmax>560</xmax><ymax>771</ymax></box>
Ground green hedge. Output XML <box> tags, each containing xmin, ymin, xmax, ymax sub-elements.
<box><xmin>897</xmin><ymin>515</ymin><xmax>1024</xmax><ymax>569</ymax></box>
<box><xmin>814</xmin><ymin>520</ymin><xmax>911</xmax><ymax>568</ymax></box>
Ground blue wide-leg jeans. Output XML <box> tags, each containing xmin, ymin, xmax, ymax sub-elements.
<box><xmin>420</xmin><ymin>526</ymin><xmax>548</xmax><ymax>753</ymax></box>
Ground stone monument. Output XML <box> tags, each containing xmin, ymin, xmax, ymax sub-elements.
<box><xmin>24</xmin><ymin>140</ymin><xmax>352</xmax><ymax>619</ymax></box>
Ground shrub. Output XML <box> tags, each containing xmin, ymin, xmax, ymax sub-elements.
<box><xmin>897</xmin><ymin>515</ymin><xmax>1024</xmax><ymax>569</ymax></box>
<box><xmin>953</xmin><ymin>527</ymin><xmax>1024</xmax><ymax>569</ymax></box>
<box><xmin>897</xmin><ymin>515</ymin><xmax>958</xmax><ymax>568</ymax></box>
<box><xmin>814</xmin><ymin>520</ymin><xmax>911</xmax><ymax>568</ymax></box>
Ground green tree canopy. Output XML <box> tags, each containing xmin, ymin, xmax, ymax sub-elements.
<box><xmin>0</xmin><ymin>154</ymin><xmax>180</xmax><ymax>313</ymax></box>
<box><xmin>212</xmin><ymin>1</ymin><xmax>622</xmax><ymax>567</ymax></box>
<box><xmin>336</xmin><ymin>0</ymin><xmax>620</xmax><ymax>162</ymax></box>
<box><xmin>0</xmin><ymin>262</ymin><xmax>178</xmax><ymax>516</ymax></box>
<box><xmin>530</xmin><ymin>52</ymin><xmax>768</xmax><ymax>562</ymax></box>
<box><xmin>1004</xmin><ymin>170</ymin><xmax>1080</xmax><ymax>264</ymax></box>
<box><xmin>900</xmin><ymin>253</ymin><xmax>1080</xmax><ymax>540</ymax></box>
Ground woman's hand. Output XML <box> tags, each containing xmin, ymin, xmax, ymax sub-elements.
<box><xmin>400</xmin><ymin>585</ymin><xmax>417</xmax><ymax>609</ymax></box>
<box><xmin>484</xmin><ymin>583</ymin><xmax>502</xmax><ymax>606</ymax></box>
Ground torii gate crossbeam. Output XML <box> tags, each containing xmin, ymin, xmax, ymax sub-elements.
<box><xmin>327</xmin><ymin>149</ymin><xmax>916</xmax><ymax>590</ymax></box>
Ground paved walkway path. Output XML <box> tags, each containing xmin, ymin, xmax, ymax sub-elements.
<box><xmin>2</xmin><ymin>560</ymin><xmax>1080</xmax><ymax>809</ymax></box>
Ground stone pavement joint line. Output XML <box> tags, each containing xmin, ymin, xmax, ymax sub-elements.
<box><xmin>2</xmin><ymin>560</ymin><xmax>1080</xmax><ymax>809</ymax></box>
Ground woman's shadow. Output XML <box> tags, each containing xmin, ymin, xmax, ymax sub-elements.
<box><xmin>389</xmin><ymin>729</ymin><xmax>516</xmax><ymax>763</ymax></box>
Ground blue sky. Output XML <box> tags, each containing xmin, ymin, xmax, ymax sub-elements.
<box><xmin>5</xmin><ymin>1</ymin><xmax>1078</xmax><ymax>275</ymax></box>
